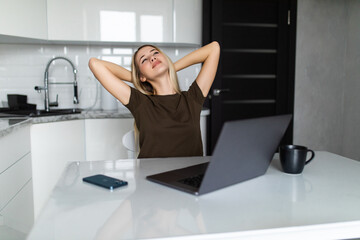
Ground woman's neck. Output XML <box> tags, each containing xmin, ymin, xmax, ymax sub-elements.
<box><xmin>150</xmin><ymin>74</ymin><xmax>177</xmax><ymax>95</ymax></box>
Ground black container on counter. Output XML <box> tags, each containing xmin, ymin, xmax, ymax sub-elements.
<box><xmin>7</xmin><ymin>94</ymin><xmax>36</xmax><ymax>110</ymax></box>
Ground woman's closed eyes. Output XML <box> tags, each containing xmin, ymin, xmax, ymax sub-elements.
<box><xmin>141</xmin><ymin>51</ymin><xmax>159</xmax><ymax>64</ymax></box>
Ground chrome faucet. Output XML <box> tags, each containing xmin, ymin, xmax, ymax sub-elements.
<box><xmin>35</xmin><ymin>57</ymin><xmax>79</xmax><ymax>112</ymax></box>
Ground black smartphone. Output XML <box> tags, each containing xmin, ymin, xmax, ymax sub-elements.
<box><xmin>83</xmin><ymin>174</ymin><xmax>128</xmax><ymax>190</ymax></box>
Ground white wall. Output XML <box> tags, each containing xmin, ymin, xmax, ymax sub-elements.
<box><xmin>342</xmin><ymin>0</ymin><xmax>360</xmax><ymax>160</ymax></box>
<box><xmin>0</xmin><ymin>44</ymin><xmax>200</xmax><ymax>110</ymax></box>
<box><xmin>294</xmin><ymin>0</ymin><xmax>360</xmax><ymax>160</ymax></box>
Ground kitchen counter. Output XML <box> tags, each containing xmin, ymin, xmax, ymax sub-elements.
<box><xmin>0</xmin><ymin>118</ymin><xmax>32</xmax><ymax>137</ymax></box>
<box><xmin>29</xmin><ymin>108</ymin><xmax>134</xmax><ymax>124</ymax></box>
<box><xmin>27</xmin><ymin>151</ymin><xmax>360</xmax><ymax>240</ymax></box>
<box><xmin>0</xmin><ymin>109</ymin><xmax>130</xmax><ymax>137</ymax></box>
<box><xmin>0</xmin><ymin>108</ymin><xmax>210</xmax><ymax>138</ymax></box>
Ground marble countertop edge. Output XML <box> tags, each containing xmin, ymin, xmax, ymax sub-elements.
<box><xmin>0</xmin><ymin>109</ymin><xmax>133</xmax><ymax>137</ymax></box>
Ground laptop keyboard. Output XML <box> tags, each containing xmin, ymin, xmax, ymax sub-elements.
<box><xmin>178</xmin><ymin>174</ymin><xmax>204</xmax><ymax>188</ymax></box>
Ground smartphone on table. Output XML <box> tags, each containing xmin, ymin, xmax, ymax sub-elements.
<box><xmin>83</xmin><ymin>174</ymin><xmax>128</xmax><ymax>190</ymax></box>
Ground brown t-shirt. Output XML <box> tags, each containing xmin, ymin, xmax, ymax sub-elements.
<box><xmin>125</xmin><ymin>81</ymin><xmax>205</xmax><ymax>158</ymax></box>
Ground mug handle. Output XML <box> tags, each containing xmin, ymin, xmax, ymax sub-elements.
<box><xmin>305</xmin><ymin>150</ymin><xmax>315</xmax><ymax>165</ymax></box>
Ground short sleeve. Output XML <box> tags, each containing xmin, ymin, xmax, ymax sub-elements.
<box><xmin>124</xmin><ymin>87</ymin><xmax>144</xmax><ymax>113</ymax></box>
<box><xmin>187</xmin><ymin>81</ymin><xmax>206</xmax><ymax>106</ymax></box>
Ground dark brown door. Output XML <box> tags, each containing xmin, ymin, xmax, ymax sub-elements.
<box><xmin>203</xmin><ymin>0</ymin><xmax>297</xmax><ymax>153</ymax></box>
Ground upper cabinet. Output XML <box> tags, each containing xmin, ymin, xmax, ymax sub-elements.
<box><xmin>173</xmin><ymin>0</ymin><xmax>202</xmax><ymax>45</ymax></box>
<box><xmin>47</xmin><ymin>0</ymin><xmax>202</xmax><ymax>44</ymax></box>
<box><xmin>0</xmin><ymin>0</ymin><xmax>47</xmax><ymax>39</ymax></box>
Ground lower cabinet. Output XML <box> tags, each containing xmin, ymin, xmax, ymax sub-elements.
<box><xmin>0</xmin><ymin>179</ymin><xmax>34</xmax><ymax>234</ymax></box>
<box><xmin>0</xmin><ymin>125</ymin><xmax>33</xmax><ymax>235</ymax></box>
<box><xmin>200</xmin><ymin>114</ymin><xmax>207</xmax><ymax>155</ymax></box>
<box><xmin>30</xmin><ymin>120</ymin><xmax>86</xmax><ymax>219</ymax></box>
<box><xmin>85</xmin><ymin>118</ymin><xmax>134</xmax><ymax>161</ymax></box>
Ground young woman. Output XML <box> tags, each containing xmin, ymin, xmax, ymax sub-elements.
<box><xmin>89</xmin><ymin>41</ymin><xmax>220</xmax><ymax>158</ymax></box>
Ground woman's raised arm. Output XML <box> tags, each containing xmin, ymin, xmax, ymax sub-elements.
<box><xmin>88</xmin><ymin>58</ymin><xmax>132</xmax><ymax>105</ymax></box>
<box><xmin>174</xmin><ymin>41</ymin><xmax>220</xmax><ymax>97</ymax></box>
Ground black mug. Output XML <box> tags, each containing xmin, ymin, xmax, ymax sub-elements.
<box><xmin>279</xmin><ymin>145</ymin><xmax>315</xmax><ymax>174</ymax></box>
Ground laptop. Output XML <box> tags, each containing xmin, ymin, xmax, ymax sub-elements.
<box><xmin>146</xmin><ymin>114</ymin><xmax>292</xmax><ymax>195</ymax></box>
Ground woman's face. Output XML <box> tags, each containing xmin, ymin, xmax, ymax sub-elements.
<box><xmin>136</xmin><ymin>46</ymin><xmax>169</xmax><ymax>82</ymax></box>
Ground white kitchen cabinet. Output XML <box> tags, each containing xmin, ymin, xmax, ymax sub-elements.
<box><xmin>0</xmin><ymin>0</ymin><xmax>201</xmax><ymax>45</ymax></box>
<box><xmin>0</xmin><ymin>179</ymin><xmax>34</xmax><ymax>234</ymax></box>
<box><xmin>46</xmin><ymin>0</ymin><xmax>201</xmax><ymax>44</ymax></box>
<box><xmin>200</xmin><ymin>113</ymin><xmax>207</xmax><ymax>155</ymax></box>
<box><xmin>47</xmin><ymin>0</ymin><xmax>172</xmax><ymax>42</ymax></box>
<box><xmin>0</xmin><ymin>0</ymin><xmax>47</xmax><ymax>39</ymax></box>
<box><xmin>0</xmin><ymin>153</ymin><xmax>32</xmax><ymax>214</ymax></box>
<box><xmin>0</xmin><ymin>126</ymin><xmax>30</xmax><ymax>174</ymax></box>
<box><xmin>0</xmin><ymin>125</ymin><xmax>34</xmax><ymax>235</ymax></box>
<box><xmin>174</xmin><ymin>0</ymin><xmax>202</xmax><ymax>44</ymax></box>
<box><xmin>30</xmin><ymin>120</ymin><xmax>86</xmax><ymax>219</ymax></box>
<box><xmin>85</xmin><ymin>118</ymin><xmax>134</xmax><ymax>161</ymax></box>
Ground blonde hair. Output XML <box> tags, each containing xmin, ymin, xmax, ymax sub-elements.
<box><xmin>131</xmin><ymin>45</ymin><xmax>181</xmax><ymax>95</ymax></box>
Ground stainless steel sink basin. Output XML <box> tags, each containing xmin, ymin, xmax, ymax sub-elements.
<box><xmin>0</xmin><ymin>108</ymin><xmax>81</xmax><ymax>118</ymax></box>
<box><xmin>29</xmin><ymin>108</ymin><xmax>82</xmax><ymax>117</ymax></box>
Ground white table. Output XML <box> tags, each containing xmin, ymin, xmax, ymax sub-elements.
<box><xmin>27</xmin><ymin>152</ymin><xmax>360</xmax><ymax>240</ymax></box>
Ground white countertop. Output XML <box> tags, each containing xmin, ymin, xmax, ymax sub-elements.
<box><xmin>27</xmin><ymin>152</ymin><xmax>360</xmax><ymax>240</ymax></box>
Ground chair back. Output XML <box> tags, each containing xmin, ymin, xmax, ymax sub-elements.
<box><xmin>122</xmin><ymin>130</ymin><xmax>137</xmax><ymax>158</ymax></box>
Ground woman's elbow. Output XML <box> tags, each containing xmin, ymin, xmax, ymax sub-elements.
<box><xmin>88</xmin><ymin>57</ymin><xmax>100</xmax><ymax>70</ymax></box>
<box><xmin>211</xmin><ymin>41</ymin><xmax>220</xmax><ymax>56</ymax></box>
<box><xmin>211</xmin><ymin>41</ymin><xmax>220</xmax><ymax>49</ymax></box>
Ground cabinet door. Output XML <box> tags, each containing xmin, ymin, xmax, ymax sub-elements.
<box><xmin>0</xmin><ymin>125</ymin><xmax>30</xmax><ymax>174</ymax></box>
<box><xmin>0</xmin><ymin>180</ymin><xmax>34</xmax><ymax>234</ymax></box>
<box><xmin>0</xmin><ymin>0</ymin><xmax>47</xmax><ymax>39</ymax></box>
<box><xmin>0</xmin><ymin>125</ymin><xmax>33</xmax><ymax>235</ymax></box>
<box><xmin>30</xmin><ymin>120</ymin><xmax>85</xmax><ymax>219</ymax></box>
<box><xmin>47</xmin><ymin>0</ymin><xmax>173</xmax><ymax>42</ymax></box>
<box><xmin>0</xmin><ymin>153</ymin><xmax>32</xmax><ymax>212</ymax></box>
<box><xmin>85</xmin><ymin>118</ymin><xmax>134</xmax><ymax>161</ymax></box>
<box><xmin>174</xmin><ymin>0</ymin><xmax>202</xmax><ymax>44</ymax></box>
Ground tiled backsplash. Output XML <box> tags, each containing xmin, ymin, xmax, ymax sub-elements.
<box><xmin>0</xmin><ymin>43</ymin><xmax>200</xmax><ymax>110</ymax></box>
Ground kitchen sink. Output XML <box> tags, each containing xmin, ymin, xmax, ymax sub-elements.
<box><xmin>29</xmin><ymin>108</ymin><xmax>82</xmax><ymax>117</ymax></box>
<box><xmin>0</xmin><ymin>108</ymin><xmax>82</xmax><ymax>118</ymax></box>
